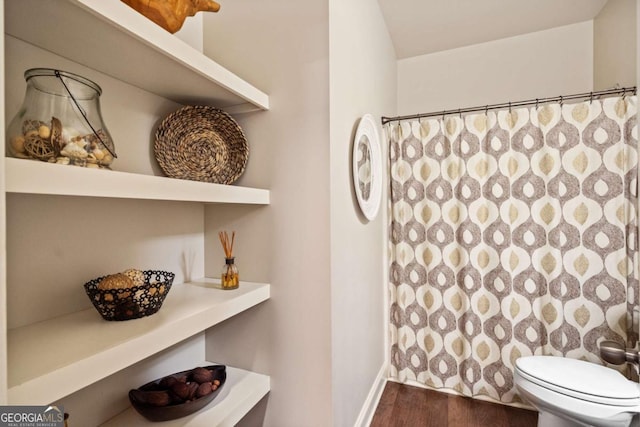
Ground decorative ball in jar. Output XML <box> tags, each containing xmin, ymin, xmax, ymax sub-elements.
<box><xmin>6</xmin><ymin>68</ymin><xmax>116</xmax><ymax>169</ymax></box>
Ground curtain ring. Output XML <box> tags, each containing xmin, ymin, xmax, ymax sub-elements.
<box><xmin>485</xmin><ymin>105</ymin><xmax>489</xmax><ymax>115</ymax></box>
<box><xmin>622</xmin><ymin>88</ymin><xmax>627</xmax><ymax>100</ymax></box>
<box><xmin>458</xmin><ymin>108</ymin><xmax>462</xmax><ymax>119</ymax></box>
<box><xmin>535</xmin><ymin>98</ymin><xmax>539</xmax><ymax>110</ymax></box>
<box><xmin>508</xmin><ymin>101</ymin><xmax>512</xmax><ymax>113</ymax></box>
<box><xmin>589</xmin><ymin>92</ymin><xmax>594</xmax><ymax>104</ymax></box>
<box><xmin>442</xmin><ymin>110</ymin><xmax>446</xmax><ymax>121</ymax></box>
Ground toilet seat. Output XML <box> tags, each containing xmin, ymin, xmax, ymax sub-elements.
<box><xmin>515</xmin><ymin>356</ymin><xmax>640</xmax><ymax>407</ymax></box>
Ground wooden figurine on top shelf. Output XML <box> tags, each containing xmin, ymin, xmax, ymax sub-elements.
<box><xmin>121</xmin><ymin>0</ymin><xmax>221</xmax><ymax>33</ymax></box>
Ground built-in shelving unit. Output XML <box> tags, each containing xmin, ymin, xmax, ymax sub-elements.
<box><xmin>5</xmin><ymin>0</ymin><xmax>269</xmax><ymax>112</ymax></box>
<box><xmin>101</xmin><ymin>364</ymin><xmax>270</xmax><ymax>427</ymax></box>
<box><xmin>2</xmin><ymin>0</ymin><xmax>272</xmax><ymax>422</ymax></box>
<box><xmin>8</xmin><ymin>280</ymin><xmax>269</xmax><ymax>405</ymax></box>
<box><xmin>5</xmin><ymin>158</ymin><xmax>270</xmax><ymax>204</ymax></box>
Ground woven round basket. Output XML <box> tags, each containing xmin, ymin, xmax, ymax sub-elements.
<box><xmin>154</xmin><ymin>106</ymin><xmax>248</xmax><ymax>185</ymax></box>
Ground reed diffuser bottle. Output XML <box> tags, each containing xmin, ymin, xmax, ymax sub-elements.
<box><xmin>219</xmin><ymin>231</ymin><xmax>239</xmax><ymax>290</ymax></box>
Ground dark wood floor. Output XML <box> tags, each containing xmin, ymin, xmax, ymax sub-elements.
<box><xmin>371</xmin><ymin>382</ymin><xmax>538</xmax><ymax>427</ymax></box>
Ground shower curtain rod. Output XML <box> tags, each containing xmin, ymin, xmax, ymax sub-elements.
<box><xmin>380</xmin><ymin>86</ymin><xmax>637</xmax><ymax>125</ymax></box>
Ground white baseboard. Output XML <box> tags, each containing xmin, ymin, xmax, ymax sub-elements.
<box><xmin>354</xmin><ymin>364</ymin><xmax>388</xmax><ymax>427</ymax></box>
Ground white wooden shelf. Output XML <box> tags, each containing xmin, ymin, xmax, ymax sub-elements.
<box><xmin>101</xmin><ymin>364</ymin><xmax>270</xmax><ymax>427</ymax></box>
<box><xmin>5</xmin><ymin>158</ymin><xmax>270</xmax><ymax>205</ymax></box>
<box><xmin>5</xmin><ymin>0</ymin><xmax>269</xmax><ymax>112</ymax></box>
<box><xmin>8</xmin><ymin>279</ymin><xmax>270</xmax><ymax>405</ymax></box>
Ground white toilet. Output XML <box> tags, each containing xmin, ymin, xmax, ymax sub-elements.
<box><xmin>514</xmin><ymin>355</ymin><xmax>640</xmax><ymax>427</ymax></box>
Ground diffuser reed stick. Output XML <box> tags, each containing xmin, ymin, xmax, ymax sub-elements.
<box><xmin>218</xmin><ymin>231</ymin><xmax>235</xmax><ymax>258</ymax></box>
<box><xmin>218</xmin><ymin>231</ymin><xmax>239</xmax><ymax>289</ymax></box>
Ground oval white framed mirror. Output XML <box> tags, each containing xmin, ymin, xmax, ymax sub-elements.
<box><xmin>353</xmin><ymin>114</ymin><xmax>382</xmax><ymax>221</ymax></box>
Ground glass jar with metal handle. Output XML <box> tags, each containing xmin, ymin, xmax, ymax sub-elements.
<box><xmin>7</xmin><ymin>68</ymin><xmax>116</xmax><ymax>168</ymax></box>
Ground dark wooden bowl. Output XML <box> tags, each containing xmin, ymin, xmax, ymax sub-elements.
<box><xmin>129</xmin><ymin>365</ymin><xmax>226</xmax><ymax>422</ymax></box>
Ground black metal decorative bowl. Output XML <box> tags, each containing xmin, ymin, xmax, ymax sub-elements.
<box><xmin>84</xmin><ymin>270</ymin><xmax>175</xmax><ymax>321</ymax></box>
<box><xmin>129</xmin><ymin>365</ymin><xmax>227</xmax><ymax>422</ymax></box>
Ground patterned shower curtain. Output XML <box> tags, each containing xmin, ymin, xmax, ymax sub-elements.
<box><xmin>388</xmin><ymin>95</ymin><xmax>638</xmax><ymax>403</ymax></box>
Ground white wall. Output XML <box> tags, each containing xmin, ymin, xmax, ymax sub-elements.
<box><xmin>328</xmin><ymin>0</ymin><xmax>395</xmax><ymax>425</ymax></box>
<box><xmin>174</xmin><ymin>13</ymin><xmax>204</xmax><ymax>52</ymax></box>
<box><xmin>201</xmin><ymin>1</ymin><xmax>397</xmax><ymax>425</ymax></box>
<box><xmin>0</xmin><ymin>2</ymin><xmax>6</xmax><ymax>405</ymax></box>
<box><xmin>201</xmin><ymin>1</ymin><xmax>332</xmax><ymax>426</ymax></box>
<box><xmin>397</xmin><ymin>21</ymin><xmax>594</xmax><ymax>115</ymax></box>
<box><xmin>594</xmin><ymin>0</ymin><xmax>637</xmax><ymax>90</ymax></box>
